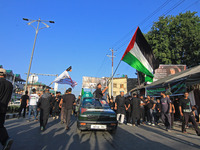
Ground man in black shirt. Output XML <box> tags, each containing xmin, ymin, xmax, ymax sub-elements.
<box><xmin>179</xmin><ymin>92</ymin><xmax>200</xmax><ymax>136</ymax></box>
<box><xmin>115</xmin><ymin>91</ymin><xmax>126</xmax><ymax>124</ymax></box>
<box><xmin>18</xmin><ymin>91</ymin><xmax>29</xmax><ymax>118</ymax></box>
<box><xmin>139</xmin><ymin>96</ymin><xmax>146</xmax><ymax>124</ymax></box>
<box><xmin>93</xmin><ymin>83</ymin><xmax>108</xmax><ymax>99</ymax></box>
<box><xmin>0</xmin><ymin>68</ymin><xmax>13</xmax><ymax>149</ymax></box>
<box><xmin>125</xmin><ymin>95</ymin><xmax>132</xmax><ymax>126</ymax></box>
<box><xmin>146</xmin><ymin>96</ymin><xmax>156</xmax><ymax>126</ymax></box>
<box><xmin>37</xmin><ymin>88</ymin><xmax>52</xmax><ymax>131</ymax></box>
<box><xmin>52</xmin><ymin>92</ymin><xmax>61</xmax><ymax>119</ymax></box>
<box><xmin>131</xmin><ymin>94</ymin><xmax>141</xmax><ymax>126</ymax></box>
<box><xmin>60</xmin><ymin>88</ymin><xmax>76</xmax><ymax>130</ymax></box>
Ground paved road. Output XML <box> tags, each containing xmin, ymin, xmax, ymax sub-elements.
<box><xmin>1</xmin><ymin>116</ymin><xmax>200</xmax><ymax>150</ymax></box>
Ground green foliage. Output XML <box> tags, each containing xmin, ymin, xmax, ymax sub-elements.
<box><xmin>145</xmin><ymin>11</ymin><xmax>200</xmax><ymax>67</ymax></box>
<box><xmin>7</xmin><ymin>106</ymin><xmax>20</xmax><ymax>113</ymax></box>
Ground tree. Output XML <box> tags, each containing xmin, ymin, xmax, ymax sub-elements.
<box><xmin>145</xmin><ymin>11</ymin><xmax>200</xmax><ymax>67</ymax></box>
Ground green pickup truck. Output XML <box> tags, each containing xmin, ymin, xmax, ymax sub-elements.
<box><xmin>77</xmin><ymin>92</ymin><xmax>118</xmax><ymax>134</ymax></box>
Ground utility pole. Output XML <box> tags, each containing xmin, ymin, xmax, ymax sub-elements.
<box><xmin>107</xmin><ymin>49</ymin><xmax>116</xmax><ymax>96</ymax></box>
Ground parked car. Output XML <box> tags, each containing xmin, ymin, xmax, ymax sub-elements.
<box><xmin>77</xmin><ymin>97</ymin><xmax>118</xmax><ymax>134</ymax></box>
<box><xmin>9</xmin><ymin>100</ymin><xmax>21</xmax><ymax>106</ymax></box>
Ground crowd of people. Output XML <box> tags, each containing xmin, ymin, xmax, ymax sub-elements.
<box><xmin>107</xmin><ymin>91</ymin><xmax>200</xmax><ymax>136</ymax></box>
<box><xmin>0</xmin><ymin>67</ymin><xmax>79</xmax><ymax>150</ymax></box>
<box><xmin>17</xmin><ymin>88</ymin><xmax>80</xmax><ymax>131</ymax></box>
<box><xmin>1</xmin><ymin>66</ymin><xmax>200</xmax><ymax>150</ymax></box>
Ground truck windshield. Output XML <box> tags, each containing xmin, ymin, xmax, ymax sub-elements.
<box><xmin>82</xmin><ymin>98</ymin><xmax>109</xmax><ymax>109</ymax></box>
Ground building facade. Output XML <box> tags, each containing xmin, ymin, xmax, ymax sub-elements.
<box><xmin>0</xmin><ymin>65</ymin><xmax>26</xmax><ymax>101</ymax></box>
<box><xmin>108</xmin><ymin>76</ymin><xmax>138</xmax><ymax>98</ymax></box>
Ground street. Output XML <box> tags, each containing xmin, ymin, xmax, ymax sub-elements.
<box><xmin>1</xmin><ymin>116</ymin><xmax>200</xmax><ymax>150</ymax></box>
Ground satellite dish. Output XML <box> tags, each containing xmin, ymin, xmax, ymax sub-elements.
<box><xmin>28</xmin><ymin>74</ymin><xmax>38</xmax><ymax>84</ymax></box>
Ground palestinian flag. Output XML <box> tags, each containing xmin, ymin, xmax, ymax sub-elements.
<box><xmin>121</xmin><ymin>27</ymin><xmax>159</xmax><ymax>82</ymax></box>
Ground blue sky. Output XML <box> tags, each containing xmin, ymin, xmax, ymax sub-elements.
<box><xmin>0</xmin><ymin>0</ymin><xmax>199</xmax><ymax>96</ymax></box>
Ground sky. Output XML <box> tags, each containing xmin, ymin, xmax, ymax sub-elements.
<box><xmin>0</xmin><ymin>0</ymin><xmax>199</xmax><ymax>96</ymax></box>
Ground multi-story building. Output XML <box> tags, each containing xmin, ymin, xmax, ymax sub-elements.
<box><xmin>26</xmin><ymin>82</ymin><xmax>51</xmax><ymax>95</ymax></box>
<box><xmin>108</xmin><ymin>76</ymin><xmax>138</xmax><ymax>98</ymax></box>
<box><xmin>0</xmin><ymin>65</ymin><xmax>26</xmax><ymax>101</ymax></box>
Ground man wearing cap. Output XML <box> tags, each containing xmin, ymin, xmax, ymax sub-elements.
<box><xmin>0</xmin><ymin>68</ymin><xmax>13</xmax><ymax>149</ymax></box>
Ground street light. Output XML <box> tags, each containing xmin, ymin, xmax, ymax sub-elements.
<box><xmin>23</xmin><ymin>18</ymin><xmax>55</xmax><ymax>92</ymax></box>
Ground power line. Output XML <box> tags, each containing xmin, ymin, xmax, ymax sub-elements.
<box><xmin>163</xmin><ymin>0</ymin><xmax>186</xmax><ymax>16</ymax></box>
<box><xmin>181</xmin><ymin>0</ymin><xmax>200</xmax><ymax>12</ymax></box>
<box><xmin>111</xmin><ymin>0</ymin><xmax>173</xmax><ymax>49</ymax></box>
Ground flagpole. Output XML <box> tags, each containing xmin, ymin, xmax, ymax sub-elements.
<box><xmin>107</xmin><ymin>60</ymin><xmax>122</xmax><ymax>85</ymax></box>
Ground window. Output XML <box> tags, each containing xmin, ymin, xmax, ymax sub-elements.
<box><xmin>113</xmin><ymin>92</ymin><xmax>117</xmax><ymax>97</ymax></box>
<box><xmin>120</xmin><ymin>84</ymin><xmax>124</xmax><ymax>88</ymax></box>
<box><xmin>113</xmin><ymin>83</ymin><xmax>117</xmax><ymax>88</ymax></box>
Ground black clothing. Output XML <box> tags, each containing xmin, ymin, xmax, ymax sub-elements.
<box><xmin>93</xmin><ymin>88</ymin><xmax>103</xmax><ymax>99</ymax></box>
<box><xmin>147</xmin><ymin>100</ymin><xmax>156</xmax><ymax>109</ymax></box>
<box><xmin>37</xmin><ymin>93</ymin><xmax>52</xmax><ymax>128</ymax></box>
<box><xmin>179</xmin><ymin>98</ymin><xmax>192</xmax><ymax>110</ymax></box>
<box><xmin>0</xmin><ymin>78</ymin><xmax>13</xmax><ymax>146</ymax></box>
<box><xmin>155</xmin><ymin>103</ymin><xmax>161</xmax><ymax>123</ymax></box>
<box><xmin>174</xmin><ymin>99</ymin><xmax>180</xmax><ymax>120</ymax></box>
<box><xmin>0</xmin><ymin>78</ymin><xmax>13</xmax><ymax>113</ymax></box>
<box><xmin>18</xmin><ymin>94</ymin><xmax>29</xmax><ymax>117</ymax></box>
<box><xmin>52</xmin><ymin>96</ymin><xmax>61</xmax><ymax>116</ymax></box>
<box><xmin>18</xmin><ymin>105</ymin><xmax>27</xmax><ymax>117</ymax></box>
<box><xmin>125</xmin><ymin>98</ymin><xmax>132</xmax><ymax>112</ymax></box>
<box><xmin>109</xmin><ymin>102</ymin><xmax>115</xmax><ymax>110</ymax></box>
<box><xmin>40</xmin><ymin>109</ymin><xmax>49</xmax><ymax>128</ymax></box>
<box><xmin>62</xmin><ymin>94</ymin><xmax>75</xmax><ymax>109</ymax></box>
<box><xmin>131</xmin><ymin>97</ymin><xmax>141</xmax><ymax>120</ymax></box>
<box><xmin>20</xmin><ymin>95</ymin><xmax>29</xmax><ymax>106</ymax></box>
<box><xmin>65</xmin><ymin>109</ymin><xmax>72</xmax><ymax>127</ymax></box>
<box><xmin>37</xmin><ymin>93</ymin><xmax>52</xmax><ymax>110</ymax></box>
<box><xmin>0</xmin><ymin>113</ymin><xmax>9</xmax><ymax>146</ymax></box>
<box><xmin>182</xmin><ymin>112</ymin><xmax>200</xmax><ymax>135</ymax></box>
<box><xmin>115</xmin><ymin>95</ymin><xmax>126</xmax><ymax>114</ymax></box>
<box><xmin>62</xmin><ymin>93</ymin><xmax>75</xmax><ymax>128</ymax></box>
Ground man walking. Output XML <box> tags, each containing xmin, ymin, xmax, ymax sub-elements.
<box><xmin>18</xmin><ymin>91</ymin><xmax>29</xmax><ymax>118</ymax></box>
<box><xmin>125</xmin><ymin>95</ymin><xmax>132</xmax><ymax>126</ymax></box>
<box><xmin>179</xmin><ymin>92</ymin><xmax>200</xmax><ymax>136</ymax></box>
<box><xmin>160</xmin><ymin>92</ymin><xmax>172</xmax><ymax>132</ymax></box>
<box><xmin>59</xmin><ymin>88</ymin><xmax>76</xmax><ymax>130</ymax></box>
<box><xmin>59</xmin><ymin>90</ymin><xmax>69</xmax><ymax>124</ymax></box>
<box><xmin>139</xmin><ymin>95</ymin><xmax>146</xmax><ymax>125</ymax></box>
<box><xmin>52</xmin><ymin>92</ymin><xmax>61</xmax><ymax>119</ymax></box>
<box><xmin>131</xmin><ymin>94</ymin><xmax>141</xmax><ymax>126</ymax></box>
<box><xmin>146</xmin><ymin>96</ymin><xmax>156</xmax><ymax>126</ymax></box>
<box><xmin>28</xmin><ymin>88</ymin><xmax>39</xmax><ymax>122</ymax></box>
<box><xmin>37</xmin><ymin>88</ymin><xmax>52</xmax><ymax>131</ymax></box>
<box><xmin>115</xmin><ymin>91</ymin><xmax>126</xmax><ymax>124</ymax></box>
<box><xmin>0</xmin><ymin>68</ymin><xmax>13</xmax><ymax>150</ymax></box>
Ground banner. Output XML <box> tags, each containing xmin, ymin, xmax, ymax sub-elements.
<box><xmin>82</xmin><ymin>76</ymin><xmax>107</xmax><ymax>89</ymax></box>
<box><xmin>146</xmin><ymin>79</ymin><xmax>186</xmax><ymax>96</ymax></box>
<box><xmin>154</xmin><ymin>64</ymin><xmax>186</xmax><ymax>82</ymax></box>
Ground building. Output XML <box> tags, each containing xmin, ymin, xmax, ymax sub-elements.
<box><xmin>108</xmin><ymin>76</ymin><xmax>138</xmax><ymax>97</ymax></box>
<box><xmin>0</xmin><ymin>65</ymin><xmax>26</xmax><ymax>101</ymax></box>
<box><xmin>26</xmin><ymin>82</ymin><xmax>51</xmax><ymax>95</ymax></box>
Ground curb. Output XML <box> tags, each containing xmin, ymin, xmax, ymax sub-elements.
<box><xmin>5</xmin><ymin>113</ymin><xmax>18</xmax><ymax>120</ymax></box>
